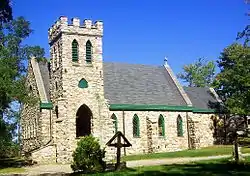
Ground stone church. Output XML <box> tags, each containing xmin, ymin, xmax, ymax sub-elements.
<box><xmin>20</xmin><ymin>16</ymin><xmax>221</xmax><ymax>164</ymax></box>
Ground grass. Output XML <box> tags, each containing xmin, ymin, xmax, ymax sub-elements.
<box><xmin>122</xmin><ymin>145</ymin><xmax>250</xmax><ymax>161</ymax></box>
<box><xmin>0</xmin><ymin>157</ymin><xmax>27</xmax><ymax>174</ymax></box>
<box><xmin>83</xmin><ymin>157</ymin><xmax>250</xmax><ymax>176</ymax></box>
<box><xmin>0</xmin><ymin>167</ymin><xmax>26</xmax><ymax>174</ymax></box>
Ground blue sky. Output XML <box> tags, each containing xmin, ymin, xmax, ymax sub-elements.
<box><xmin>12</xmin><ymin>0</ymin><xmax>248</xmax><ymax>74</ymax></box>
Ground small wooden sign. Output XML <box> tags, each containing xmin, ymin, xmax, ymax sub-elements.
<box><xmin>106</xmin><ymin>131</ymin><xmax>132</xmax><ymax>170</ymax></box>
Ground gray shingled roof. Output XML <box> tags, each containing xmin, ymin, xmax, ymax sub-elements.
<box><xmin>103</xmin><ymin>62</ymin><xmax>187</xmax><ymax>106</ymax></box>
<box><xmin>38</xmin><ymin>61</ymin><xmax>50</xmax><ymax>100</ymax></box>
<box><xmin>184</xmin><ymin>87</ymin><xmax>219</xmax><ymax>110</ymax></box>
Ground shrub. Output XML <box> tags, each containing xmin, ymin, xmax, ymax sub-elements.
<box><xmin>71</xmin><ymin>135</ymin><xmax>106</xmax><ymax>173</ymax></box>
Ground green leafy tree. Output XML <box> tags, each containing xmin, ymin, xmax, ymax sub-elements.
<box><xmin>215</xmin><ymin>43</ymin><xmax>250</xmax><ymax>115</ymax></box>
<box><xmin>214</xmin><ymin>43</ymin><xmax>250</xmax><ymax>163</ymax></box>
<box><xmin>0</xmin><ymin>16</ymin><xmax>45</xmax><ymax>157</ymax></box>
<box><xmin>177</xmin><ymin>58</ymin><xmax>216</xmax><ymax>87</ymax></box>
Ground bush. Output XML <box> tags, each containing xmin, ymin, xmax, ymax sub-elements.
<box><xmin>71</xmin><ymin>135</ymin><xmax>106</xmax><ymax>173</ymax></box>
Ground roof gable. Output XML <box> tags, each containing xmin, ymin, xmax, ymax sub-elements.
<box><xmin>184</xmin><ymin>87</ymin><xmax>220</xmax><ymax>111</ymax></box>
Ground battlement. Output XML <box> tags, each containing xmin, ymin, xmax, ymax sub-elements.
<box><xmin>48</xmin><ymin>16</ymin><xmax>103</xmax><ymax>44</ymax></box>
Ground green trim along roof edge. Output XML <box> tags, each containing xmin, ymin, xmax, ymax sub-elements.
<box><xmin>40</xmin><ymin>102</ymin><xmax>53</xmax><ymax>109</ymax></box>
<box><xmin>109</xmin><ymin>104</ymin><xmax>217</xmax><ymax>113</ymax></box>
<box><xmin>192</xmin><ymin>108</ymin><xmax>216</xmax><ymax>113</ymax></box>
<box><xmin>109</xmin><ymin>104</ymin><xmax>193</xmax><ymax>111</ymax></box>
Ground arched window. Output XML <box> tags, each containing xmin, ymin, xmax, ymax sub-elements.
<box><xmin>86</xmin><ymin>40</ymin><xmax>92</xmax><ymax>63</ymax></box>
<box><xmin>177</xmin><ymin>115</ymin><xmax>183</xmax><ymax>137</ymax></box>
<box><xmin>78</xmin><ymin>78</ymin><xmax>88</xmax><ymax>88</ymax></box>
<box><xmin>133</xmin><ymin>114</ymin><xmax>140</xmax><ymax>137</ymax></box>
<box><xmin>72</xmin><ymin>39</ymin><xmax>79</xmax><ymax>62</ymax></box>
<box><xmin>111</xmin><ymin>114</ymin><xmax>118</xmax><ymax>133</ymax></box>
<box><xmin>158</xmin><ymin>115</ymin><xmax>165</xmax><ymax>137</ymax></box>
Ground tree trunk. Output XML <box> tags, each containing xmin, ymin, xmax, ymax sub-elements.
<box><xmin>234</xmin><ymin>133</ymin><xmax>239</xmax><ymax>163</ymax></box>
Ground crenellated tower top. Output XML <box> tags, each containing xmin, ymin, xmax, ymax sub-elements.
<box><xmin>48</xmin><ymin>16</ymin><xmax>103</xmax><ymax>45</ymax></box>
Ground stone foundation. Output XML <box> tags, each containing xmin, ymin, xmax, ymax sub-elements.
<box><xmin>32</xmin><ymin>145</ymin><xmax>56</xmax><ymax>164</ymax></box>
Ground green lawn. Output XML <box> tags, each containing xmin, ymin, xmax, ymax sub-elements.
<box><xmin>0</xmin><ymin>167</ymin><xmax>26</xmax><ymax>174</ymax></box>
<box><xmin>0</xmin><ymin>157</ymin><xmax>27</xmax><ymax>174</ymax></box>
<box><xmin>122</xmin><ymin>145</ymin><xmax>250</xmax><ymax>161</ymax></box>
<box><xmin>85</xmin><ymin>157</ymin><xmax>250</xmax><ymax>176</ymax></box>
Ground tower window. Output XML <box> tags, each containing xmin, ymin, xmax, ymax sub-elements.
<box><xmin>133</xmin><ymin>114</ymin><xmax>140</xmax><ymax>137</ymax></box>
<box><xmin>72</xmin><ymin>39</ymin><xmax>79</xmax><ymax>62</ymax></box>
<box><xmin>177</xmin><ymin>115</ymin><xmax>183</xmax><ymax>137</ymax></box>
<box><xmin>86</xmin><ymin>40</ymin><xmax>92</xmax><ymax>63</ymax></box>
<box><xmin>158</xmin><ymin>114</ymin><xmax>165</xmax><ymax>137</ymax></box>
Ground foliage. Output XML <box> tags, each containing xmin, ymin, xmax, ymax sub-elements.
<box><xmin>214</xmin><ymin>43</ymin><xmax>250</xmax><ymax>115</ymax></box>
<box><xmin>237</xmin><ymin>25</ymin><xmax>250</xmax><ymax>46</ymax></box>
<box><xmin>214</xmin><ymin>43</ymin><xmax>250</xmax><ymax>163</ymax></box>
<box><xmin>177</xmin><ymin>58</ymin><xmax>216</xmax><ymax>87</ymax></box>
<box><xmin>0</xmin><ymin>15</ymin><xmax>45</xmax><ymax>157</ymax></box>
<box><xmin>71</xmin><ymin>135</ymin><xmax>106</xmax><ymax>173</ymax></box>
<box><xmin>237</xmin><ymin>1</ymin><xmax>250</xmax><ymax>46</ymax></box>
<box><xmin>0</xmin><ymin>0</ymin><xmax>12</xmax><ymax>26</ymax></box>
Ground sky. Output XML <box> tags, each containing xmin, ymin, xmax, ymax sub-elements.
<box><xmin>12</xmin><ymin>0</ymin><xmax>248</xmax><ymax>75</ymax></box>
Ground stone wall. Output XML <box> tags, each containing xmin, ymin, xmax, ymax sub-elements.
<box><xmin>112</xmin><ymin>111</ymin><xmax>189</xmax><ymax>156</ymax></box>
<box><xmin>32</xmin><ymin>145</ymin><xmax>56</xmax><ymax>164</ymax></box>
<box><xmin>191</xmin><ymin>113</ymin><xmax>215</xmax><ymax>148</ymax></box>
<box><xmin>21</xmin><ymin>60</ymin><xmax>54</xmax><ymax>154</ymax></box>
<box><xmin>21</xmin><ymin>63</ymin><xmax>41</xmax><ymax>152</ymax></box>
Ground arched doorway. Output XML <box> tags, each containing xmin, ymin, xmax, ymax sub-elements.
<box><xmin>76</xmin><ymin>104</ymin><xmax>92</xmax><ymax>137</ymax></box>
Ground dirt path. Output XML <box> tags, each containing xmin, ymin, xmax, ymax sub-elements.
<box><xmin>25</xmin><ymin>164</ymin><xmax>72</xmax><ymax>175</ymax></box>
<box><xmin>3</xmin><ymin>153</ymin><xmax>249</xmax><ymax>175</ymax></box>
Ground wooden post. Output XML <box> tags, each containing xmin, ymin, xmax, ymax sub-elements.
<box><xmin>122</xmin><ymin>111</ymin><xmax>126</xmax><ymax>156</ymax></box>
<box><xmin>116</xmin><ymin>134</ymin><xmax>121</xmax><ymax>170</ymax></box>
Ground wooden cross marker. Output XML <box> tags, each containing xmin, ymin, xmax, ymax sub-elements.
<box><xmin>106</xmin><ymin>131</ymin><xmax>132</xmax><ymax>170</ymax></box>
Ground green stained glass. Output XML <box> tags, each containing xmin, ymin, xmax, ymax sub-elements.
<box><xmin>158</xmin><ymin>115</ymin><xmax>165</xmax><ymax>137</ymax></box>
<box><xmin>86</xmin><ymin>40</ymin><xmax>92</xmax><ymax>63</ymax></box>
<box><xmin>72</xmin><ymin>39</ymin><xmax>78</xmax><ymax>62</ymax></box>
<box><xmin>177</xmin><ymin>115</ymin><xmax>183</xmax><ymax>137</ymax></box>
<box><xmin>78</xmin><ymin>78</ymin><xmax>88</xmax><ymax>88</ymax></box>
<box><xmin>133</xmin><ymin>114</ymin><xmax>140</xmax><ymax>137</ymax></box>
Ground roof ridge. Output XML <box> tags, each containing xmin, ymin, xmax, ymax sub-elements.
<box><xmin>103</xmin><ymin>61</ymin><xmax>162</xmax><ymax>68</ymax></box>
